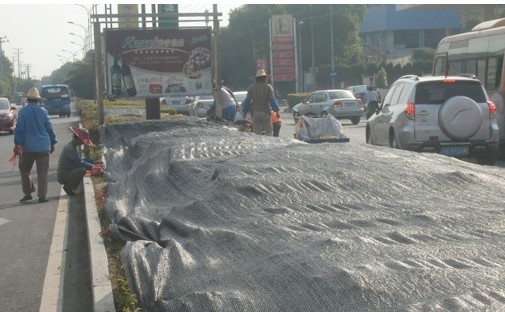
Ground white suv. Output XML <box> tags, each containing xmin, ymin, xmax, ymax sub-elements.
<box><xmin>366</xmin><ymin>75</ymin><xmax>499</xmax><ymax>165</ymax></box>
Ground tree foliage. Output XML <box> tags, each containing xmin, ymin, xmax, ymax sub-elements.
<box><xmin>220</xmin><ymin>4</ymin><xmax>366</xmax><ymax>93</ymax></box>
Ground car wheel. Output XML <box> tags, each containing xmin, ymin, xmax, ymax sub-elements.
<box><xmin>351</xmin><ymin>116</ymin><xmax>360</xmax><ymax>125</ymax></box>
<box><xmin>293</xmin><ymin>111</ymin><xmax>300</xmax><ymax>123</ymax></box>
<box><xmin>389</xmin><ymin>130</ymin><xmax>400</xmax><ymax>149</ymax></box>
<box><xmin>476</xmin><ymin>150</ymin><xmax>496</xmax><ymax>166</ymax></box>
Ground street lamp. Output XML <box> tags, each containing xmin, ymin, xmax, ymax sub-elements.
<box><xmin>68</xmin><ymin>20</ymin><xmax>89</xmax><ymax>51</ymax></box>
<box><xmin>297</xmin><ymin>21</ymin><xmax>304</xmax><ymax>92</ymax></box>
<box><xmin>69</xmin><ymin>32</ymin><xmax>85</xmax><ymax>40</ymax></box>
<box><xmin>61</xmin><ymin>49</ymin><xmax>77</xmax><ymax>61</ymax></box>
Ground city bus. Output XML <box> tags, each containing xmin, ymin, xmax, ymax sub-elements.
<box><xmin>432</xmin><ymin>18</ymin><xmax>505</xmax><ymax>157</ymax></box>
<box><xmin>40</xmin><ymin>84</ymin><xmax>72</xmax><ymax>117</ymax></box>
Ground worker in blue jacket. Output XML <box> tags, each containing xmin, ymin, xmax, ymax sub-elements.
<box><xmin>13</xmin><ymin>87</ymin><xmax>57</xmax><ymax>203</ymax></box>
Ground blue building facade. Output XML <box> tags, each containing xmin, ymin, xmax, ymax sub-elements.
<box><xmin>359</xmin><ymin>5</ymin><xmax>461</xmax><ymax>63</ymax></box>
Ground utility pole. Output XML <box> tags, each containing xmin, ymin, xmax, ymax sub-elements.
<box><xmin>26</xmin><ymin>64</ymin><xmax>31</xmax><ymax>80</ymax></box>
<box><xmin>16</xmin><ymin>48</ymin><xmax>23</xmax><ymax>78</ymax></box>
<box><xmin>0</xmin><ymin>36</ymin><xmax>9</xmax><ymax>75</ymax></box>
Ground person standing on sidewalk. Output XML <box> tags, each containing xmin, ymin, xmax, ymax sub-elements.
<box><xmin>13</xmin><ymin>87</ymin><xmax>57</xmax><ymax>203</ymax></box>
<box><xmin>57</xmin><ymin>127</ymin><xmax>101</xmax><ymax>196</ymax></box>
<box><xmin>242</xmin><ymin>69</ymin><xmax>280</xmax><ymax>136</ymax></box>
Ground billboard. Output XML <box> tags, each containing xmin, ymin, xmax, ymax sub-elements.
<box><xmin>105</xmin><ymin>28</ymin><xmax>212</xmax><ymax>98</ymax></box>
<box><xmin>271</xmin><ymin>15</ymin><xmax>296</xmax><ymax>82</ymax></box>
<box><xmin>118</xmin><ymin>4</ymin><xmax>139</xmax><ymax>29</ymax></box>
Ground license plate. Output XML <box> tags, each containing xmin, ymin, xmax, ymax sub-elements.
<box><xmin>440</xmin><ymin>145</ymin><xmax>469</xmax><ymax>156</ymax></box>
<box><xmin>344</xmin><ymin>102</ymin><xmax>355</xmax><ymax>107</ymax></box>
<box><xmin>171</xmin><ymin>101</ymin><xmax>180</xmax><ymax>105</ymax></box>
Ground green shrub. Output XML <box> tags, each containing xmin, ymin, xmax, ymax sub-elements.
<box><xmin>286</xmin><ymin>93</ymin><xmax>310</xmax><ymax>109</ymax></box>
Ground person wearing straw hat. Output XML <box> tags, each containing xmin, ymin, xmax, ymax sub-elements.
<box><xmin>241</xmin><ymin>69</ymin><xmax>280</xmax><ymax>136</ymax></box>
<box><xmin>13</xmin><ymin>87</ymin><xmax>57</xmax><ymax>203</ymax></box>
<box><xmin>57</xmin><ymin>127</ymin><xmax>101</xmax><ymax>196</ymax></box>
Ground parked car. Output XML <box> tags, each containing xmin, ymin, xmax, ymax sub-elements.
<box><xmin>0</xmin><ymin>97</ymin><xmax>16</xmax><ymax>135</ymax></box>
<box><xmin>347</xmin><ymin>84</ymin><xmax>368</xmax><ymax>103</ymax></box>
<box><xmin>193</xmin><ymin>95</ymin><xmax>215</xmax><ymax>117</ymax></box>
<box><xmin>292</xmin><ymin>89</ymin><xmax>364</xmax><ymax>125</ymax></box>
<box><xmin>160</xmin><ymin>96</ymin><xmax>194</xmax><ymax>115</ymax></box>
<box><xmin>233</xmin><ymin>90</ymin><xmax>248</xmax><ymax>110</ymax></box>
<box><xmin>366</xmin><ymin>75</ymin><xmax>499</xmax><ymax>165</ymax></box>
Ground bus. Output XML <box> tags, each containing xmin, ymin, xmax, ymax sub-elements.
<box><xmin>40</xmin><ymin>84</ymin><xmax>71</xmax><ymax>117</ymax></box>
<box><xmin>432</xmin><ymin>18</ymin><xmax>505</xmax><ymax>157</ymax></box>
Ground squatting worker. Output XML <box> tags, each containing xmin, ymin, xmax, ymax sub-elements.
<box><xmin>242</xmin><ymin>69</ymin><xmax>280</xmax><ymax>136</ymax></box>
<box><xmin>14</xmin><ymin>87</ymin><xmax>57</xmax><ymax>203</ymax></box>
<box><xmin>57</xmin><ymin>127</ymin><xmax>101</xmax><ymax>196</ymax></box>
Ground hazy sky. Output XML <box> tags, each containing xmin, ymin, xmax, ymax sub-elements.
<box><xmin>0</xmin><ymin>2</ymin><xmax>244</xmax><ymax>79</ymax></box>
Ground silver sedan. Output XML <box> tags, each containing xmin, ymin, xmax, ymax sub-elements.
<box><xmin>293</xmin><ymin>89</ymin><xmax>364</xmax><ymax>125</ymax></box>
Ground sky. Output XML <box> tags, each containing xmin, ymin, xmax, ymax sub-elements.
<box><xmin>0</xmin><ymin>2</ymin><xmax>245</xmax><ymax>79</ymax></box>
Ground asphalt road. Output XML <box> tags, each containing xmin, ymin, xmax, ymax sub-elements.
<box><xmin>277</xmin><ymin>109</ymin><xmax>505</xmax><ymax>167</ymax></box>
<box><xmin>0</xmin><ymin>105</ymin><xmax>92</xmax><ymax>312</ymax></box>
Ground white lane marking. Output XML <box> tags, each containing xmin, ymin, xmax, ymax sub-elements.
<box><xmin>39</xmin><ymin>187</ymin><xmax>68</xmax><ymax>312</ymax></box>
<box><xmin>0</xmin><ymin>217</ymin><xmax>10</xmax><ymax>226</ymax></box>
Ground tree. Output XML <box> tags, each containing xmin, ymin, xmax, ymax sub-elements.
<box><xmin>411</xmin><ymin>48</ymin><xmax>435</xmax><ymax>64</ymax></box>
<box><xmin>376</xmin><ymin>67</ymin><xmax>387</xmax><ymax>88</ymax></box>
<box><xmin>65</xmin><ymin>61</ymin><xmax>95</xmax><ymax>99</ymax></box>
<box><xmin>220</xmin><ymin>4</ymin><xmax>367</xmax><ymax>92</ymax></box>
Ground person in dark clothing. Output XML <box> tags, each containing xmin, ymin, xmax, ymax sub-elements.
<box><xmin>57</xmin><ymin>127</ymin><xmax>101</xmax><ymax>196</ymax></box>
<box><xmin>242</xmin><ymin>69</ymin><xmax>280</xmax><ymax>136</ymax></box>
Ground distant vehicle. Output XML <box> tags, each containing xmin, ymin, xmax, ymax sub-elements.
<box><xmin>346</xmin><ymin>85</ymin><xmax>368</xmax><ymax>102</ymax></box>
<box><xmin>160</xmin><ymin>96</ymin><xmax>194</xmax><ymax>115</ymax></box>
<box><xmin>366</xmin><ymin>75</ymin><xmax>498</xmax><ymax>165</ymax></box>
<box><xmin>0</xmin><ymin>97</ymin><xmax>16</xmax><ymax>134</ymax></box>
<box><xmin>193</xmin><ymin>95</ymin><xmax>214</xmax><ymax>117</ymax></box>
<box><xmin>40</xmin><ymin>84</ymin><xmax>71</xmax><ymax>117</ymax></box>
<box><xmin>292</xmin><ymin>89</ymin><xmax>364</xmax><ymax>125</ymax></box>
<box><xmin>432</xmin><ymin>18</ymin><xmax>505</xmax><ymax>156</ymax></box>
<box><xmin>233</xmin><ymin>90</ymin><xmax>248</xmax><ymax>110</ymax></box>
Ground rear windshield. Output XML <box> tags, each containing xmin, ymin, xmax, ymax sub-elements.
<box><xmin>41</xmin><ymin>86</ymin><xmax>69</xmax><ymax>99</ymax></box>
<box><xmin>329</xmin><ymin>90</ymin><xmax>355</xmax><ymax>99</ymax></box>
<box><xmin>415</xmin><ymin>81</ymin><xmax>486</xmax><ymax>104</ymax></box>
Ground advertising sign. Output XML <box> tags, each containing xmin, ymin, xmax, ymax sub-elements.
<box><xmin>105</xmin><ymin>28</ymin><xmax>212</xmax><ymax>98</ymax></box>
<box><xmin>118</xmin><ymin>4</ymin><xmax>139</xmax><ymax>29</ymax></box>
<box><xmin>271</xmin><ymin>15</ymin><xmax>295</xmax><ymax>83</ymax></box>
<box><xmin>158</xmin><ymin>4</ymin><xmax>178</xmax><ymax>29</ymax></box>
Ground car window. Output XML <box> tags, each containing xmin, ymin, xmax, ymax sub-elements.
<box><xmin>390</xmin><ymin>83</ymin><xmax>405</xmax><ymax>105</ymax></box>
<box><xmin>329</xmin><ymin>90</ymin><xmax>354</xmax><ymax>99</ymax></box>
<box><xmin>0</xmin><ymin>99</ymin><xmax>9</xmax><ymax>109</ymax></box>
<box><xmin>396</xmin><ymin>83</ymin><xmax>412</xmax><ymax>105</ymax></box>
<box><xmin>415</xmin><ymin>80</ymin><xmax>487</xmax><ymax>104</ymax></box>
<box><xmin>306</xmin><ymin>94</ymin><xmax>316</xmax><ymax>103</ymax></box>
<box><xmin>315</xmin><ymin>92</ymin><xmax>326</xmax><ymax>103</ymax></box>
<box><xmin>382</xmin><ymin>84</ymin><xmax>397</xmax><ymax>107</ymax></box>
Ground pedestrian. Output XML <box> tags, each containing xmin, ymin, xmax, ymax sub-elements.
<box><xmin>365</xmin><ymin>85</ymin><xmax>380</xmax><ymax>119</ymax></box>
<box><xmin>272</xmin><ymin>110</ymin><xmax>282</xmax><ymax>137</ymax></box>
<box><xmin>13</xmin><ymin>87</ymin><xmax>57</xmax><ymax>203</ymax></box>
<box><xmin>241</xmin><ymin>69</ymin><xmax>280</xmax><ymax>136</ymax></box>
<box><xmin>57</xmin><ymin>127</ymin><xmax>101</xmax><ymax>196</ymax></box>
<box><xmin>207</xmin><ymin>85</ymin><xmax>238</xmax><ymax>122</ymax></box>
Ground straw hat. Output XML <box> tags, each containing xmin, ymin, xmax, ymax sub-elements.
<box><xmin>250</xmin><ymin>69</ymin><xmax>271</xmax><ymax>79</ymax></box>
<box><xmin>70</xmin><ymin>127</ymin><xmax>93</xmax><ymax>147</ymax></box>
<box><xmin>256</xmin><ymin>69</ymin><xmax>270</xmax><ymax>77</ymax></box>
<box><xmin>26</xmin><ymin>87</ymin><xmax>44</xmax><ymax>100</ymax></box>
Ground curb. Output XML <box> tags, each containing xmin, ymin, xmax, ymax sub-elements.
<box><xmin>83</xmin><ymin>176</ymin><xmax>116</xmax><ymax>312</ymax></box>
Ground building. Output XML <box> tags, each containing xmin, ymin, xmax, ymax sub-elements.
<box><xmin>359</xmin><ymin>4</ymin><xmax>461</xmax><ymax>64</ymax></box>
